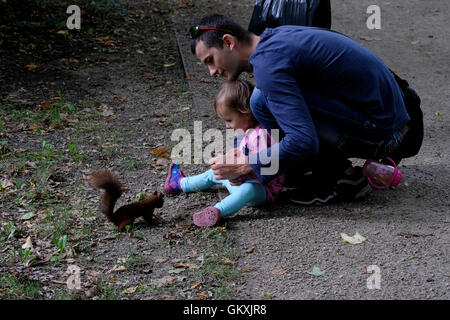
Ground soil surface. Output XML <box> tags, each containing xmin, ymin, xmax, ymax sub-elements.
<box><xmin>0</xmin><ymin>0</ymin><xmax>448</xmax><ymax>300</ymax></box>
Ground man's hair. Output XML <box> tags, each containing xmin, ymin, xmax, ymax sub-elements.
<box><xmin>190</xmin><ymin>14</ymin><xmax>252</xmax><ymax>54</ymax></box>
<box><xmin>214</xmin><ymin>79</ymin><xmax>255</xmax><ymax>117</ymax></box>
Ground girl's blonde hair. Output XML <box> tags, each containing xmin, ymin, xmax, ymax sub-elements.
<box><xmin>214</xmin><ymin>79</ymin><xmax>255</xmax><ymax>116</ymax></box>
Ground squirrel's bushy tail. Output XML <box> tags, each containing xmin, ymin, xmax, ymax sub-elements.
<box><xmin>84</xmin><ymin>170</ymin><xmax>125</xmax><ymax>223</ymax></box>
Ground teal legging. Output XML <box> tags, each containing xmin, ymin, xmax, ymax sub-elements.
<box><xmin>180</xmin><ymin>169</ymin><xmax>266</xmax><ymax>217</ymax></box>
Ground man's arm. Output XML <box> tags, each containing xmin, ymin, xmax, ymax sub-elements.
<box><xmin>250</xmin><ymin>53</ymin><xmax>319</xmax><ymax>183</ymax></box>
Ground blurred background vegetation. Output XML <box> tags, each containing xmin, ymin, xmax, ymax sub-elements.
<box><xmin>0</xmin><ymin>0</ymin><xmax>130</xmax><ymax>65</ymax></box>
<box><xmin>0</xmin><ymin>0</ymin><xmax>128</xmax><ymax>42</ymax></box>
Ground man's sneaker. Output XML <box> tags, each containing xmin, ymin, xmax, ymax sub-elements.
<box><xmin>287</xmin><ymin>165</ymin><xmax>371</xmax><ymax>206</ymax></box>
<box><xmin>289</xmin><ymin>187</ymin><xmax>337</xmax><ymax>205</ymax></box>
<box><xmin>335</xmin><ymin>166</ymin><xmax>372</xmax><ymax>201</ymax></box>
<box><xmin>164</xmin><ymin>162</ymin><xmax>185</xmax><ymax>194</ymax></box>
<box><xmin>287</xmin><ymin>174</ymin><xmax>337</xmax><ymax>205</ymax></box>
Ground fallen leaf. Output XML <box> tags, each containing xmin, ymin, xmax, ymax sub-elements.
<box><xmin>177</xmin><ymin>107</ymin><xmax>191</xmax><ymax>113</ymax></box>
<box><xmin>101</xmin><ymin>108</ymin><xmax>114</xmax><ymax>117</ymax></box>
<box><xmin>164</xmin><ymin>62</ymin><xmax>176</xmax><ymax>68</ymax></box>
<box><xmin>411</xmin><ymin>40</ymin><xmax>420</xmax><ymax>45</ymax></box>
<box><xmin>85</xmin><ymin>270</ymin><xmax>100</xmax><ymax>277</ymax></box>
<box><xmin>173</xmin><ymin>263</ymin><xmax>198</xmax><ymax>269</ymax></box>
<box><xmin>246</xmin><ymin>247</ymin><xmax>254</xmax><ymax>254</ymax></box>
<box><xmin>28</xmin><ymin>124</ymin><xmax>39</xmax><ymax>132</ymax></box>
<box><xmin>107</xmin><ymin>265</ymin><xmax>127</xmax><ymax>273</ymax></box>
<box><xmin>69</xmin><ymin>58</ymin><xmax>79</xmax><ymax>63</ymax></box>
<box><xmin>435</xmin><ymin>111</ymin><xmax>441</xmax><ymax>116</ymax></box>
<box><xmin>155</xmin><ymin>258</ymin><xmax>168</xmax><ymax>263</ymax></box>
<box><xmin>27</xmin><ymin>252</ymin><xmax>53</xmax><ymax>267</ymax></box>
<box><xmin>341</xmin><ymin>232</ymin><xmax>367</xmax><ymax>244</ymax></box>
<box><xmin>218</xmin><ymin>258</ymin><xmax>234</xmax><ymax>265</ymax></box>
<box><xmin>122</xmin><ymin>286</ymin><xmax>137</xmax><ymax>294</ymax></box>
<box><xmin>21</xmin><ymin>212</ymin><xmax>36</xmax><ymax>220</ymax></box>
<box><xmin>0</xmin><ymin>178</ymin><xmax>14</xmax><ymax>189</ymax></box>
<box><xmin>57</xmin><ymin>30</ymin><xmax>69</xmax><ymax>36</ymax></box>
<box><xmin>397</xmin><ymin>232</ymin><xmax>433</xmax><ymax>238</ymax></box>
<box><xmin>21</xmin><ymin>236</ymin><xmax>33</xmax><ymax>249</ymax></box>
<box><xmin>188</xmin><ymin>249</ymin><xmax>198</xmax><ymax>257</ymax></box>
<box><xmin>152</xmin><ymin>275</ymin><xmax>175</xmax><ymax>288</ymax></box>
<box><xmin>307</xmin><ymin>266</ymin><xmax>326</xmax><ymax>277</ymax></box>
<box><xmin>217</xmin><ymin>226</ymin><xmax>227</xmax><ymax>233</ymax></box>
<box><xmin>25</xmin><ymin>64</ymin><xmax>40</xmax><ymax>71</ymax></box>
<box><xmin>40</xmin><ymin>101</ymin><xmax>53</xmax><ymax>109</ymax></box>
<box><xmin>190</xmin><ymin>282</ymin><xmax>203</xmax><ymax>289</ymax></box>
<box><xmin>152</xmin><ymin>113</ymin><xmax>167</xmax><ymax>118</ymax></box>
<box><xmin>168</xmin><ymin>268</ymin><xmax>184</xmax><ymax>274</ymax></box>
<box><xmin>196</xmin><ymin>291</ymin><xmax>210</xmax><ymax>300</ymax></box>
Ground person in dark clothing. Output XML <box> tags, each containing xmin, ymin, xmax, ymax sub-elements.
<box><xmin>189</xmin><ymin>13</ymin><xmax>420</xmax><ymax>205</ymax></box>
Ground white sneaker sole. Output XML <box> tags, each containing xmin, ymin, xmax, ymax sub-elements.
<box><xmin>289</xmin><ymin>192</ymin><xmax>337</xmax><ymax>206</ymax></box>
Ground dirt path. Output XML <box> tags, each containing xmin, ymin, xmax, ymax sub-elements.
<box><xmin>0</xmin><ymin>0</ymin><xmax>448</xmax><ymax>300</ymax></box>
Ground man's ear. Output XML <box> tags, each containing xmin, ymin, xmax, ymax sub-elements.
<box><xmin>222</xmin><ymin>34</ymin><xmax>236</xmax><ymax>50</ymax></box>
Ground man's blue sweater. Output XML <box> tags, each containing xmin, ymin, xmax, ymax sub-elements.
<box><xmin>248</xmin><ymin>25</ymin><xmax>409</xmax><ymax>183</ymax></box>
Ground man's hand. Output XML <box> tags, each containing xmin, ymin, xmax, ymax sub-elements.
<box><xmin>209</xmin><ymin>148</ymin><xmax>253</xmax><ymax>184</ymax></box>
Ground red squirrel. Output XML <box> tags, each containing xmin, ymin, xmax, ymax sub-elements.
<box><xmin>84</xmin><ymin>170</ymin><xmax>164</xmax><ymax>230</ymax></box>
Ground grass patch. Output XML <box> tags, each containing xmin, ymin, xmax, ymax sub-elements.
<box><xmin>190</xmin><ymin>227</ymin><xmax>240</xmax><ymax>299</ymax></box>
<box><xmin>0</xmin><ymin>273</ymin><xmax>41</xmax><ymax>299</ymax></box>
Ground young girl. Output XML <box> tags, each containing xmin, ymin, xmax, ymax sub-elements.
<box><xmin>164</xmin><ymin>80</ymin><xmax>284</xmax><ymax>227</ymax></box>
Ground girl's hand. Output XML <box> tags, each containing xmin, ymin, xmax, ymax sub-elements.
<box><xmin>209</xmin><ymin>148</ymin><xmax>252</xmax><ymax>181</ymax></box>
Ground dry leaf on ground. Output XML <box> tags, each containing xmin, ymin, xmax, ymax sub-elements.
<box><xmin>218</xmin><ymin>258</ymin><xmax>234</xmax><ymax>265</ymax></box>
<box><xmin>190</xmin><ymin>282</ymin><xmax>203</xmax><ymax>290</ymax></box>
<box><xmin>21</xmin><ymin>236</ymin><xmax>33</xmax><ymax>249</ymax></box>
<box><xmin>122</xmin><ymin>286</ymin><xmax>138</xmax><ymax>294</ymax></box>
<box><xmin>341</xmin><ymin>232</ymin><xmax>367</xmax><ymax>244</ymax></box>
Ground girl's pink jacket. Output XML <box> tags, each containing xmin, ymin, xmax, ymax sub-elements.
<box><xmin>238</xmin><ymin>124</ymin><xmax>285</xmax><ymax>203</ymax></box>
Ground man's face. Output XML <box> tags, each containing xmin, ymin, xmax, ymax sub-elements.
<box><xmin>195</xmin><ymin>40</ymin><xmax>242</xmax><ymax>80</ymax></box>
